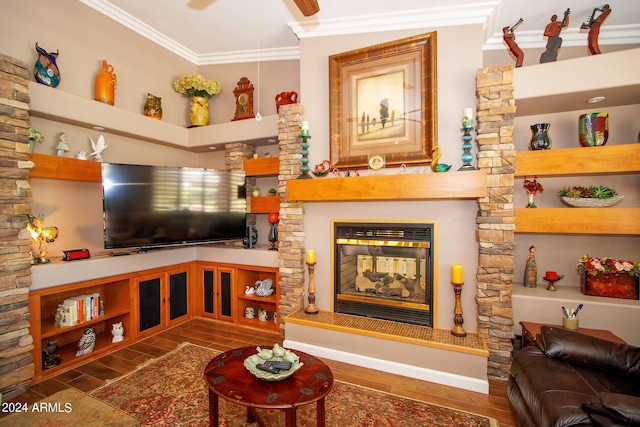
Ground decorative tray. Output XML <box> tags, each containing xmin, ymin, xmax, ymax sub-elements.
<box><xmin>243</xmin><ymin>344</ymin><xmax>303</xmax><ymax>381</ymax></box>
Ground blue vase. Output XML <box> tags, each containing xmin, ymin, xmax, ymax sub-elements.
<box><xmin>529</xmin><ymin>123</ymin><xmax>552</xmax><ymax>150</ymax></box>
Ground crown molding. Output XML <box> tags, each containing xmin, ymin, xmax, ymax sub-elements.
<box><xmin>198</xmin><ymin>47</ymin><xmax>301</xmax><ymax>65</ymax></box>
<box><xmin>483</xmin><ymin>23</ymin><xmax>640</xmax><ymax>50</ymax></box>
<box><xmin>288</xmin><ymin>1</ymin><xmax>500</xmax><ymax>39</ymax></box>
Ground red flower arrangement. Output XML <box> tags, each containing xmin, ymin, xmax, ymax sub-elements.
<box><xmin>577</xmin><ymin>255</ymin><xmax>640</xmax><ymax>277</ymax></box>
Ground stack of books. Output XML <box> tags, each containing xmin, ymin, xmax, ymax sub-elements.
<box><xmin>55</xmin><ymin>293</ymin><xmax>103</xmax><ymax>327</ymax></box>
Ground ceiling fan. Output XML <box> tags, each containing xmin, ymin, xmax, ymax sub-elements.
<box><xmin>188</xmin><ymin>0</ymin><xmax>319</xmax><ymax>16</ymax></box>
<box><xmin>293</xmin><ymin>0</ymin><xmax>320</xmax><ymax>16</ymax></box>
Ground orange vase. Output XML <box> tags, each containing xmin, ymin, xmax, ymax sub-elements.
<box><xmin>94</xmin><ymin>59</ymin><xmax>117</xmax><ymax>105</ymax></box>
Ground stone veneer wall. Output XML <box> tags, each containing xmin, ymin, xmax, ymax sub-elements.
<box><xmin>475</xmin><ymin>65</ymin><xmax>516</xmax><ymax>380</ymax></box>
<box><xmin>274</xmin><ymin>104</ymin><xmax>305</xmax><ymax>335</ymax></box>
<box><xmin>0</xmin><ymin>54</ymin><xmax>35</xmax><ymax>398</ymax></box>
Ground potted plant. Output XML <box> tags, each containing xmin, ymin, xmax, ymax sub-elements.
<box><xmin>251</xmin><ymin>186</ymin><xmax>260</xmax><ymax>197</ymax></box>
<box><xmin>558</xmin><ymin>185</ymin><xmax>623</xmax><ymax>207</ymax></box>
<box><xmin>577</xmin><ymin>255</ymin><xmax>640</xmax><ymax>299</ymax></box>
<box><xmin>28</xmin><ymin>126</ymin><xmax>44</xmax><ymax>152</ymax></box>
<box><xmin>173</xmin><ymin>73</ymin><xmax>221</xmax><ymax>126</ymax></box>
<box><xmin>268</xmin><ymin>188</ymin><xmax>277</xmax><ymax>196</ymax></box>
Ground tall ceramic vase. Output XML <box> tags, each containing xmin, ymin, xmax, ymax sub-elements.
<box><xmin>190</xmin><ymin>96</ymin><xmax>209</xmax><ymax>126</ymax></box>
<box><xmin>529</xmin><ymin>123</ymin><xmax>552</xmax><ymax>150</ymax></box>
<box><xmin>94</xmin><ymin>59</ymin><xmax>117</xmax><ymax>105</ymax></box>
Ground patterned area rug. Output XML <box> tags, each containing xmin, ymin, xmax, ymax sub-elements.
<box><xmin>91</xmin><ymin>342</ymin><xmax>498</xmax><ymax>426</ymax></box>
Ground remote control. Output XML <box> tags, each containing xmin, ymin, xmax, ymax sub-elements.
<box><xmin>265</xmin><ymin>360</ymin><xmax>292</xmax><ymax>370</ymax></box>
<box><xmin>257</xmin><ymin>363</ymin><xmax>280</xmax><ymax>374</ymax></box>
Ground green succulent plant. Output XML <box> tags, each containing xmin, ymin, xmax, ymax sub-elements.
<box><xmin>559</xmin><ymin>185</ymin><xmax>617</xmax><ymax>199</ymax></box>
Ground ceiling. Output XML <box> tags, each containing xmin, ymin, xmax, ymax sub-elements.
<box><xmin>80</xmin><ymin>0</ymin><xmax>640</xmax><ymax>65</ymax></box>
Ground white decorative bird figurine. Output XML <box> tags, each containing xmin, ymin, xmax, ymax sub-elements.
<box><xmin>76</xmin><ymin>327</ymin><xmax>96</xmax><ymax>356</ymax></box>
<box><xmin>90</xmin><ymin>135</ymin><xmax>107</xmax><ymax>162</ymax></box>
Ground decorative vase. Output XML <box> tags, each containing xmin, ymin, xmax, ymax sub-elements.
<box><xmin>189</xmin><ymin>96</ymin><xmax>209</xmax><ymax>126</ymax></box>
<box><xmin>94</xmin><ymin>59</ymin><xmax>117</xmax><ymax>105</ymax></box>
<box><xmin>143</xmin><ymin>93</ymin><xmax>163</xmax><ymax>120</ymax></box>
<box><xmin>275</xmin><ymin>91</ymin><xmax>298</xmax><ymax>113</ymax></box>
<box><xmin>33</xmin><ymin>42</ymin><xmax>60</xmax><ymax>88</ymax></box>
<box><xmin>581</xmin><ymin>272</ymin><xmax>639</xmax><ymax>299</ymax></box>
<box><xmin>529</xmin><ymin>123</ymin><xmax>552</xmax><ymax>150</ymax></box>
<box><xmin>579</xmin><ymin>112</ymin><xmax>609</xmax><ymax>147</ymax></box>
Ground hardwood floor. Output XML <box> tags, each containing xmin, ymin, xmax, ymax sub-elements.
<box><xmin>5</xmin><ymin>318</ymin><xmax>516</xmax><ymax>426</ymax></box>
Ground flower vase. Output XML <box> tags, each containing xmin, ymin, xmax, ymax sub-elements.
<box><xmin>190</xmin><ymin>96</ymin><xmax>209</xmax><ymax>126</ymax></box>
<box><xmin>529</xmin><ymin>123</ymin><xmax>552</xmax><ymax>150</ymax></box>
<box><xmin>94</xmin><ymin>59</ymin><xmax>116</xmax><ymax>105</ymax></box>
<box><xmin>579</xmin><ymin>112</ymin><xmax>609</xmax><ymax>147</ymax></box>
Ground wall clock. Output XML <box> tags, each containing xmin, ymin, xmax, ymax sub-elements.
<box><xmin>232</xmin><ymin>77</ymin><xmax>255</xmax><ymax>121</ymax></box>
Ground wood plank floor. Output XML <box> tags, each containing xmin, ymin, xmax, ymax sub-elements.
<box><xmin>4</xmin><ymin>318</ymin><xmax>516</xmax><ymax>426</ymax></box>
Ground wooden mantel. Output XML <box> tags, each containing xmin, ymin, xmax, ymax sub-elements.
<box><xmin>286</xmin><ymin>170</ymin><xmax>487</xmax><ymax>202</ymax></box>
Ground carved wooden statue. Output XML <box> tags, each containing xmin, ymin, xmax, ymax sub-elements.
<box><xmin>582</xmin><ymin>4</ymin><xmax>612</xmax><ymax>55</ymax></box>
<box><xmin>540</xmin><ymin>9</ymin><xmax>570</xmax><ymax>63</ymax></box>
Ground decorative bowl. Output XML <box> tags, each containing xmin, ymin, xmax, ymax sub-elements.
<box><xmin>243</xmin><ymin>344</ymin><xmax>303</xmax><ymax>381</ymax></box>
<box><xmin>560</xmin><ymin>195</ymin><xmax>623</xmax><ymax>208</ymax></box>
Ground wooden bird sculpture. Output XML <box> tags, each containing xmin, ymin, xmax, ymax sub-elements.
<box><xmin>431</xmin><ymin>146</ymin><xmax>451</xmax><ymax>172</ymax></box>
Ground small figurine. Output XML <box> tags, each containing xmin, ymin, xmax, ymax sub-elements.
<box><xmin>111</xmin><ymin>322</ymin><xmax>124</xmax><ymax>343</ymax></box>
<box><xmin>582</xmin><ymin>4</ymin><xmax>612</xmax><ymax>55</ymax></box>
<box><xmin>43</xmin><ymin>340</ymin><xmax>61</xmax><ymax>369</ymax></box>
<box><xmin>76</xmin><ymin>327</ymin><xmax>96</xmax><ymax>356</ymax></box>
<box><xmin>523</xmin><ymin>177</ymin><xmax>544</xmax><ymax>208</ymax></box>
<box><xmin>56</xmin><ymin>132</ymin><xmax>69</xmax><ymax>156</ymax></box>
<box><xmin>90</xmin><ymin>134</ymin><xmax>107</xmax><ymax>162</ymax></box>
<box><xmin>255</xmin><ymin>278</ymin><xmax>274</xmax><ymax>297</ymax></box>
<box><xmin>258</xmin><ymin>308</ymin><xmax>270</xmax><ymax>322</ymax></box>
<box><xmin>540</xmin><ymin>9</ymin><xmax>570</xmax><ymax>63</ymax></box>
<box><xmin>430</xmin><ymin>146</ymin><xmax>451</xmax><ymax>172</ymax></box>
<box><xmin>524</xmin><ymin>245</ymin><xmax>538</xmax><ymax>288</ymax></box>
<box><xmin>502</xmin><ymin>18</ymin><xmax>524</xmax><ymax>67</ymax></box>
<box><xmin>76</xmin><ymin>151</ymin><xmax>87</xmax><ymax>160</ymax></box>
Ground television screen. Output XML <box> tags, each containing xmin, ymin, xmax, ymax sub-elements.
<box><xmin>102</xmin><ymin>163</ymin><xmax>246</xmax><ymax>250</ymax></box>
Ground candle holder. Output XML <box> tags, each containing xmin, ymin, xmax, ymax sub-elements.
<box><xmin>451</xmin><ymin>281</ymin><xmax>466</xmax><ymax>337</ymax></box>
<box><xmin>305</xmin><ymin>260</ymin><xmax>319</xmax><ymax>314</ymax></box>
<box><xmin>458</xmin><ymin>125</ymin><xmax>476</xmax><ymax>171</ymax></box>
<box><xmin>297</xmin><ymin>134</ymin><xmax>312</xmax><ymax>179</ymax></box>
<box><xmin>543</xmin><ymin>273</ymin><xmax>564</xmax><ymax>291</ymax></box>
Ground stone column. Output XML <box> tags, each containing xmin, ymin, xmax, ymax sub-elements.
<box><xmin>475</xmin><ymin>65</ymin><xmax>516</xmax><ymax>380</ymax></box>
<box><xmin>276</xmin><ymin>104</ymin><xmax>305</xmax><ymax>335</ymax></box>
<box><xmin>0</xmin><ymin>54</ymin><xmax>36</xmax><ymax>398</ymax></box>
<box><xmin>225</xmin><ymin>142</ymin><xmax>256</xmax><ymax>227</ymax></box>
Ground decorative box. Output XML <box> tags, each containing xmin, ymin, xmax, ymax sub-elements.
<box><xmin>581</xmin><ymin>272</ymin><xmax>639</xmax><ymax>299</ymax></box>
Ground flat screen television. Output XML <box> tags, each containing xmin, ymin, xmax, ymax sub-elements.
<box><xmin>102</xmin><ymin>163</ymin><xmax>247</xmax><ymax>250</ymax></box>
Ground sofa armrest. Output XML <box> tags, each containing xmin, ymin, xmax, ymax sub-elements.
<box><xmin>537</xmin><ymin>326</ymin><xmax>640</xmax><ymax>376</ymax></box>
<box><xmin>583</xmin><ymin>392</ymin><xmax>640</xmax><ymax>426</ymax></box>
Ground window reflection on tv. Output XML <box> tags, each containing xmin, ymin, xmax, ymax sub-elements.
<box><xmin>102</xmin><ymin>163</ymin><xmax>246</xmax><ymax>249</ymax></box>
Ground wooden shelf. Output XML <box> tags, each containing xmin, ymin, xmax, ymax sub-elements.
<box><xmin>29</xmin><ymin>153</ymin><xmax>102</xmax><ymax>182</ymax></box>
<box><xmin>514</xmin><ymin>207</ymin><xmax>640</xmax><ymax>234</ymax></box>
<box><xmin>286</xmin><ymin>170</ymin><xmax>487</xmax><ymax>202</ymax></box>
<box><xmin>243</xmin><ymin>157</ymin><xmax>279</xmax><ymax>177</ymax></box>
<box><xmin>515</xmin><ymin>144</ymin><xmax>640</xmax><ymax>178</ymax></box>
<box><xmin>249</xmin><ymin>196</ymin><xmax>280</xmax><ymax>213</ymax></box>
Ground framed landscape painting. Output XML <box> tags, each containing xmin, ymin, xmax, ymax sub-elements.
<box><xmin>329</xmin><ymin>32</ymin><xmax>438</xmax><ymax>169</ymax></box>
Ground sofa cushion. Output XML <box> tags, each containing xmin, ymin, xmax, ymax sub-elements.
<box><xmin>537</xmin><ymin>326</ymin><xmax>640</xmax><ymax>376</ymax></box>
<box><xmin>583</xmin><ymin>392</ymin><xmax>640</xmax><ymax>426</ymax></box>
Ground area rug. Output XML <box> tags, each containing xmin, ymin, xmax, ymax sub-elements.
<box><xmin>90</xmin><ymin>342</ymin><xmax>498</xmax><ymax>426</ymax></box>
<box><xmin>1</xmin><ymin>387</ymin><xmax>139</xmax><ymax>426</ymax></box>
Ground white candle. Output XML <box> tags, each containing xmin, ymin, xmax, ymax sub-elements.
<box><xmin>462</xmin><ymin>108</ymin><xmax>473</xmax><ymax>127</ymax></box>
<box><xmin>301</xmin><ymin>121</ymin><xmax>310</xmax><ymax>136</ymax></box>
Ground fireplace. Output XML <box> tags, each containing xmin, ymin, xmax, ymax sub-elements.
<box><xmin>332</xmin><ymin>221</ymin><xmax>434</xmax><ymax>327</ymax></box>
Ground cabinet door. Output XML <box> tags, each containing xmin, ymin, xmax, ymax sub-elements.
<box><xmin>138</xmin><ymin>277</ymin><xmax>162</xmax><ymax>333</ymax></box>
<box><xmin>218</xmin><ymin>268</ymin><xmax>234</xmax><ymax>321</ymax></box>
<box><xmin>198</xmin><ymin>265</ymin><xmax>234</xmax><ymax>322</ymax></box>
<box><xmin>168</xmin><ymin>271</ymin><xmax>188</xmax><ymax>322</ymax></box>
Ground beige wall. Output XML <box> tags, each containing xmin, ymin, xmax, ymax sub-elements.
<box><xmin>297</xmin><ymin>25</ymin><xmax>485</xmax><ymax>330</ymax></box>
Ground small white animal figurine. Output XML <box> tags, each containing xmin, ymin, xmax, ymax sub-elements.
<box><xmin>90</xmin><ymin>134</ymin><xmax>107</xmax><ymax>162</ymax></box>
<box><xmin>245</xmin><ymin>285</ymin><xmax>255</xmax><ymax>295</ymax></box>
<box><xmin>258</xmin><ymin>308</ymin><xmax>270</xmax><ymax>322</ymax></box>
<box><xmin>76</xmin><ymin>327</ymin><xmax>96</xmax><ymax>356</ymax></box>
<box><xmin>76</xmin><ymin>150</ymin><xmax>87</xmax><ymax>160</ymax></box>
<box><xmin>111</xmin><ymin>322</ymin><xmax>124</xmax><ymax>343</ymax></box>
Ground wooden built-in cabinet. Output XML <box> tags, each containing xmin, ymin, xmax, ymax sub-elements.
<box><xmin>29</xmin><ymin>260</ymin><xmax>279</xmax><ymax>383</ymax></box>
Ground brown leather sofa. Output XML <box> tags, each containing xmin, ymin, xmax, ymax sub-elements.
<box><xmin>508</xmin><ymin>326</ymin><xmax>640</xmax><ymax>426</ymax></box>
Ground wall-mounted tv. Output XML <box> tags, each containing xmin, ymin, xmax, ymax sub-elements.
<box><xmin>102</xmin><ymin>163</ymin><xmax>246</xmax><ymax>250</ymax></box>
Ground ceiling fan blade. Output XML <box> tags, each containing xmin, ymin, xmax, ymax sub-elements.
<box><xmin>293</xmin><ymin>0</ymin><xmax>320</xmax><ymax>17</ymax></box>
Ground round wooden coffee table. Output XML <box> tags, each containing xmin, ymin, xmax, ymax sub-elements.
<box><xmin>204</xmin><ymin>346</ymin><xmax>334</xmax><ymax>427</ymax></box>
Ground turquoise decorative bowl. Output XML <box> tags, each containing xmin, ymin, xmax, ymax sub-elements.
<box><xmin>243</xmin><ymin>344</ymin><xmax>303</xmax><ymax>381</ymax></box>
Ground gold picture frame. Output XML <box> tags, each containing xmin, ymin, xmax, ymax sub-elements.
<box><xmin>329</xmin><ymin>32</ymin><xmax>438</xmax><ymax>169</ymax></box>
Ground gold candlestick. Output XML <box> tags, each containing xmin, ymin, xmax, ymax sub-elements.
<box><xmin>451</xmin><ymin>281</ymin><xmax>466</xmax><ymax>337</ymax></box>
<box><xmin>305</xmin><ymin>261</ymin><xmax>319</xmax><ymax>314</ymax></box>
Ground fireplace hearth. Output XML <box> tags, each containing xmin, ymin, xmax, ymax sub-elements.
<box><xmin>333</xmin><ymin>221</ymin><xmax>434</xmax><ymax>327</ymax></box>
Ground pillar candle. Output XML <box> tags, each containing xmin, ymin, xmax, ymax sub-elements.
<box><xmin>301</xmin><ymin>121</ymin><xmax>310</xmax><ymax>137</ymax></box>
<box><xmin>462</xmin><ymin>108</ymin><xmax>473</xmax><ymax>127</ymax></box>
<box><xmin>306</xmin><ymin>249</ymin><xmax>316</xmax><ymax>264</ymax></box>
<box><xmin>451</xmin><ymin>264</ymin><xmax>463</xmax><ymax>284</ymax></box>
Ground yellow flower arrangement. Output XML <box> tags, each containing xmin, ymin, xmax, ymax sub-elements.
<box><xmin>173</xmin><ymin>73</ymin><xmax>221</xmax><ymax>99</ymax></box>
